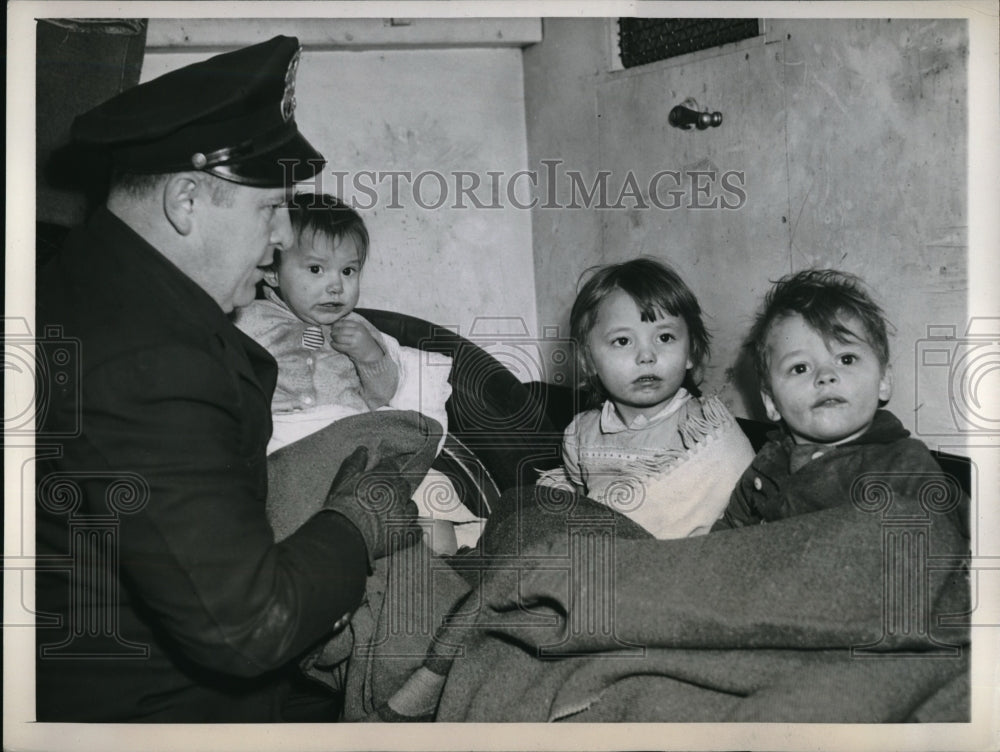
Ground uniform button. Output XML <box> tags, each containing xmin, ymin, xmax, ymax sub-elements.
<box><xmin>753</xmin><ymin>477</ymin><xmax>763</xmax><ymax>491</ymax></box>
<box><xmin>303</xmin><ymin>395</ymin><xmax>314</xmax><ymax>405</ymax></box>
<box><xmin>333</xmin><ymin>614</ymin><xmax>350</xmax><ymax>630</ymax></box>
<box><xmin>306</xmin><ymin>357</ymin><xmax>314</xmax><ymax>367</ymax></box>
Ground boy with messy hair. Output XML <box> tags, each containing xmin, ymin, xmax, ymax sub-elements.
<box><xmin>714</xmin><ymin>268</ymin><xmax>964</xmax><ymax>530</ymax></box>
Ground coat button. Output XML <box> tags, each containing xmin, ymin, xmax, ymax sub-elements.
<box><xmin>753</xmin><ymin>477</ymin><xmax>763</xmax><ymax>491</ymax></box>
<box><xmin>333</xmin><ymin>614</ymin><xmax>350</xmax><ymax>631</ymax></box>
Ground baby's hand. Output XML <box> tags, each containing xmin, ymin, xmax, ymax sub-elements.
<box><xmin>329</xmin><ymin>320</ymin><xmax>384</xmax><ymax>364</ymax></box>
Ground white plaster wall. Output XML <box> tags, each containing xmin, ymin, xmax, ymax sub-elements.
<box><xmin>595</xmin><ymin>35</ymin><xmax>789</xmax><ymax>417</ymax></box>
<box><xmin>780</xmin><ymin>19</ymin><xmax>968</xmax><ymax>449</ymax></box>
<box><xmin>141</xmin><ymin>31</ymin><xmax>538</xmax><ymax>361</ymax></box>
<box><xmin>138</xmin><ymin>18</ymin><xmax>974</xmax><ymax>430</ymax></box>
<box><xmin>524</xmin><ymin>18</ymin><xmax>970</xmax><ymax>450</ymax></box>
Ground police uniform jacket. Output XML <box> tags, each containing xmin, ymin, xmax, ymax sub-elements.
<box><xmin>35</xmin><ymin>207</ymin><xmax>368</xmax><ymax>721</ymax></box>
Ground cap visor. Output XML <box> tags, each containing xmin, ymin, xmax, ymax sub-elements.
<box><xmin>206</xmin><ymin>130</ymin><xmax>325</xmax><ymax>188</ymax></box>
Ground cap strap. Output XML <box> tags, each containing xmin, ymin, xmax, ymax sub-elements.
<box><xmin>192</xmin><ymin>118</ymin><xmax>301</xmax><ymax>170</ymax></box>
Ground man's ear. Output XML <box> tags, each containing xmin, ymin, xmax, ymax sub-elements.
<box><xmin>760</xmin><ymin>389</ymin><xmax>782</xmax><ymax>423</ymax></box>
<box><xmin>878</xmin><ymin>364</ymin><xmax>894</xmax><ymax>404</ymax></box>
<box><xmin>162</xmin><ymin>173</ymin><xmax>199</xmax><ymax>236</ymax></box>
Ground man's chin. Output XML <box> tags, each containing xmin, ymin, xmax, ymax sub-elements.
<box><xmin>231</xmin><ymin>293</ymin><xmax>256</xmax><ymax>312</ymax></box>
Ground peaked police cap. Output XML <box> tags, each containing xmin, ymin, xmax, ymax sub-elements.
<box><xmin>71</xmin><ymin>35</ymin><xmax>324</xmax><ymax>187</ymax></box>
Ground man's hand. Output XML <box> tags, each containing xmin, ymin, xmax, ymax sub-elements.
<box><xmin>329</xmin><ymin>320</ymin><xmax>384</xmax><ymax>364</ymax></box>
<box><xmin>321</xmin><ymin>446</ymin><xmax>418</xmax><ymax>564</ymax></box>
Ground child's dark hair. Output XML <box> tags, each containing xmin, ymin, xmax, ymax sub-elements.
<box><xmin>571</xmin><ymin>257</ymin><xmax>710</xmax><ymax>402</ymax></box>
<box><xmin>271</xmin><ymin>193</ymin><xmax>369</xmax><ymax>267</ymax></box>
<box><xmin>749</xmin><ymin>269</ymin><xmax>892</xmax><ymax>394</ymax></box>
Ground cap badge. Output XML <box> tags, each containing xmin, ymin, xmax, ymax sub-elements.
<box><xmin>281</xmin><ymin>47</ymin><xmax>300</xmax><ymax>122</ymax></box>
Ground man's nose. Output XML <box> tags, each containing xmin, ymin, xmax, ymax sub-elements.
<box><xmin>270</xmin><ymin>207</ymin><xmax>294</xmax><ymax>251</ymax></box>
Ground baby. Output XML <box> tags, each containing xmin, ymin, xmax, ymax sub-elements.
<box><xmin>235</xmin><ymin>192</ymin><xmax>401</xmax><ymax>451</ymax></box>
<box><xmin>539</xmin><ymin>257</ymin><xmax>755</xmax><ymax>539</ymax></box>
<box><xmin>715</xmin><ymin>268</ymin><xmax>962</xmax><ymax>529</ymax></box>
<box><xmin>235</xmin><ymin>193</ymin><xmax>478</xmax><ymax>553</ymax></box>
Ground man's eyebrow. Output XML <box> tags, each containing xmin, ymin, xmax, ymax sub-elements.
<box><xmin>263</xmin><ymin>190</ymin><xmax>292</xmax><ymax>204</ymax></box>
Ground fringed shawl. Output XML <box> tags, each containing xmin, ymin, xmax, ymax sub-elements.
<box><xmin>538</xmin><ymin>396</ymin><xmax>755</xmax><ymax>539</ymax></box>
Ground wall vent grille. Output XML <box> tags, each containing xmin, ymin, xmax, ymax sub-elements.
<box><xmin>618</xmin><ymin>18</ymin><xmax>760</xmax><ymax>68</ymax></box>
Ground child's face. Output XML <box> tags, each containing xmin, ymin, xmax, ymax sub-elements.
<box><xmin>761</xmin><ymin>313</ymin><xmax>892</xmax><ymax>445</ymax></box>
<box><xmin>264</xmin><ymin>231</ymin><xmax>362</xmax><ymax>327</ymax></box>
<box><xmin>586</xmin><ymin>288</ymin><xmax>693</xmax><ymax>424</ymax></box>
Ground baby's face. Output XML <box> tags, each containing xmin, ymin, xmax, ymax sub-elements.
<box><xmin>761</xmin><ymin>313</ymin><xmax>892</xmax><ymax>445</ymax></box>
<box><xmin>586</xmin><ymin>288</ymin><xmax>693</xmax><ymax>425</ymax></box>
<box><xmin>266</xmin><ymin>231</ymin><xmax>362</xmax><ymax>326</ymax></box>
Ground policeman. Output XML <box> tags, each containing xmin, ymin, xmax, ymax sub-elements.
<box><xmin>35</xmin><ymin>36</ymin><xmax>414</xmax><ymax>722</ymax></box>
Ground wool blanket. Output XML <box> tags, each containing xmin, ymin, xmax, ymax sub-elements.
<box><xmin>266</xmin><ymin>409</ymin><xmax>443</xmax><ymax>542</ymax></box>
<box><xmin>266</xmin><ymin>408</ymin><xmax>467</xmax><ymax>707</ymax></box>
<box><xmin>269</xmin><ymin>417</ymin><xmax>970</xmax><ymax>722</ymax></box>
<box><xmin>428</xmin><ymin>484</ymin><xmax>970</xmax><ymax>722</ymax></box>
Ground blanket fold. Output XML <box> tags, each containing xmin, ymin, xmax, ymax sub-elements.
<box><xmin>431</xmin><ymin>485</ymin><xmax>970</xmax><ymax>722</ymax></box>
<box><xmin>269</xmin><ymin>420</ymin><xmax>971</xmax><ymax>723</ymax></box>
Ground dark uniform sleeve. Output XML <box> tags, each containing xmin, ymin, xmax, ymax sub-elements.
<box><xmin>78</xmin><ymin>343</ymin><xmax>368</xmax><ymax>677</ymax></box>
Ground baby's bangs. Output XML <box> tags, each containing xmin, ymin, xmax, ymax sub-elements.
<box><xmin>617</xmin><ymin>276</ymin><xmax>693</xmax><ymax>323</ymax></box>
<box><xmin>823</xmin><ymin>312</ymin><xmax>885</xmax><ymax>363</ymax></box>
<box><xmin>800</xmin><ymin>306</ymin><xmax>868</xmax><ymax>347</ymax></box>
<box><xmin>637</xmin><ymin>297</ymin><xmax>683</xmax><ymax>323</ymax></box>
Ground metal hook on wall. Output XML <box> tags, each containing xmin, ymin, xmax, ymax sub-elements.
<box><xmin>669</xmin><ymin>97</ymin><xmax>723</xmax><ymax>130</ymax></box>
